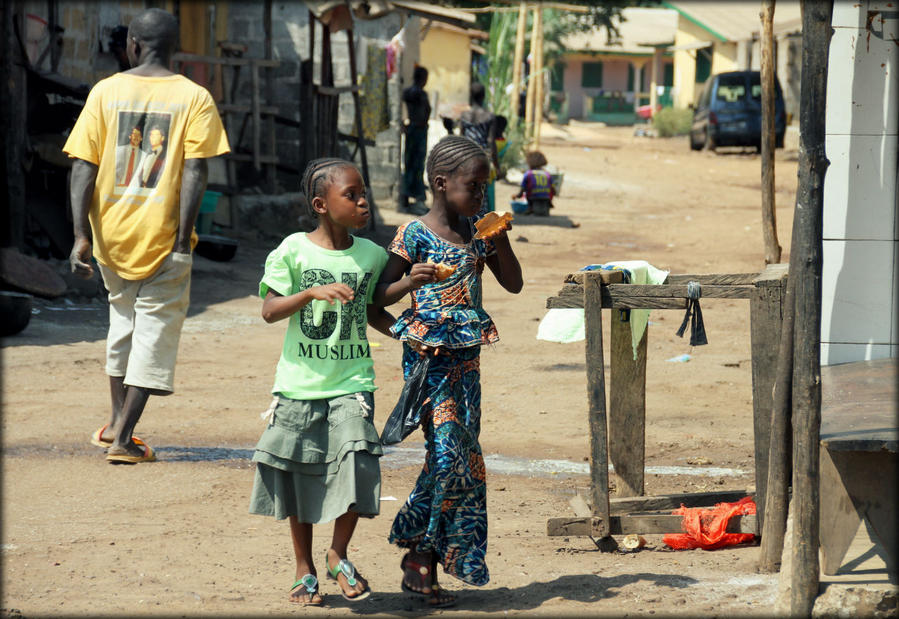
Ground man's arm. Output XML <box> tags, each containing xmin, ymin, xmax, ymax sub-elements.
<box><xmin>69</xmin><ymin>159</ymin><xmax>99</xmax><ymax>278</ymax></box>
<box><xmin>174</xmin><ymin>158</ymin><xmax>208</xmax><ymax>254</ymax></box>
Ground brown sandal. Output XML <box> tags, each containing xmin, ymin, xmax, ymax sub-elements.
<box><xmin>400</xmin><ymin>552</ymin><xmax>455</xmax><ymax>608</ymax></box>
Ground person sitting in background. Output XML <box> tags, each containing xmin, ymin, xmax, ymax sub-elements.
<box><xmin>512</xmin><ymin>150</ymin><xmax>553</xmax><ymax>216</ymax></box>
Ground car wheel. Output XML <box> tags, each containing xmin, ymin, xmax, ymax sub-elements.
<box><xmin>689</xmin><ymin>130</ymin><xmax>702</xmax><ymax>151</ymax></box>
<box><xmin>704</xmin><ymin>129</ymin><xmax>715</xmax><ymax>151</ymax></box>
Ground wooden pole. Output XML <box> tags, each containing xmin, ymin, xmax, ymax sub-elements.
<box><xmin>346</xmin><ymin>27</ymin><xmax>376</xmax><ymax>230</ymax></box>
<box><xmin>524</xmin><ymin>6</ymin><xmax>538</xmax><ymax>139</ymax></box>
<box><xmin>510</xmin><ymin>1</ymin><xmax>527</xmax><ymax>123</ymax></box>
<box><xmin>2</xmin><ymin>1</ymin><xmax>27</xmax><ymax>250</ymax></box>
<box><xmin>533</xmin><ymin>7</ymin><xmax>544</xmax><ymax>150</ymax></box>
<box><xmin>790</xmin><ymin>0</ymin><xmax>832</xmax><ymax>613</ymax></box>
<box><xmin>583</xmin><ymin>273</ymin><xmax>613</xmax><ymax>543</ymax></box>
<box><xmin>649</xmin><ymin>47</ymin><xmax>661</xmax><ymax>117</ymax></box>
<box><xmin>760</xmin><ymin>0</ymin><xmax>782</xmax><ymax>264</ymax></box>
<box><xmin>758</xmin><ymin>265</ymin><xmax>794</xmax><ymax>572</ymax></box>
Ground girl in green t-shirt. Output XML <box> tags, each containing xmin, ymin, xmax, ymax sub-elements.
<box><xmin>248</xmin><ymin>158</ymin><xmax>437</xmax><ymax>606</ymax></box>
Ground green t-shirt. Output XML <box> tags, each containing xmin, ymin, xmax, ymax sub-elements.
<box><xmin>260</xmin><ymin>233</ymin><xmax>389</xmax><ymax>400</ymax></box>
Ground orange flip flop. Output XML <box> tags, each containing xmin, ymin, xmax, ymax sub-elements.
<box><xmin>90</xmin><ymin>424</ymin><xmax>144</xmax><ymax>449</ymax></box>
<box><xmin>106</xmin><ymin>443</ymin><xmax>156</xmax><ymax>464</ymax></box>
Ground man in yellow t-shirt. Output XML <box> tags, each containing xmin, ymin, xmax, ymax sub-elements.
<box><xmin>64</xmin><ymin>8</ymin><xmax>230</xmax><ymax>464</ymax></box>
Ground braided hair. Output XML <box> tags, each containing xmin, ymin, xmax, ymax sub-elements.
<box><xmin>300</xmin><ymin>157</ymin><xmax>357</xmax><ymax>216</ymax></box>
<box><xmin>426</xmin><ymin>135</ymin><xmax>489</xmax><ymax>189</ymax></box>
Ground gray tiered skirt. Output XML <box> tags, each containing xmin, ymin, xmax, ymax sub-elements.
<box><xmin>248</xmin><ymin>392</ymin><xmax>383</xmax><ymax>524</ymax></box>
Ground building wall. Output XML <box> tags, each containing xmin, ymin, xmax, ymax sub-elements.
<box><xmin>671</xmin><ymin>17</ymin><xmax>738</xmax><ymax>108</ymax></box>
<box><xmin>419</xmin><ymin>26</ymin><xmax>470</xmax><ymax>116</ymax></box>
<box><xmin>22</xmin><ymin>0</ymin><xmax>146</xmax><ymax>85</ymax></box>
<box><xmin>227</xmin><ymin>2</ymin><xmax>406</xmax><ymax>203</ymax></box>
<box><xmin>821</xmin><ymin>0</ymin><xmax>899</xmax><ymax>364</ymax></box>
<box><xmin>560</xmin><ymin>54</ymin><xmax>671</xmax><ymax>120</ymax></box>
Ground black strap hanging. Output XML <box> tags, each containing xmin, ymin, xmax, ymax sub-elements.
<box><xmin>675</xmin><ymin>281</ymin><xmax>708</xmax><ymax>346</ymax></box>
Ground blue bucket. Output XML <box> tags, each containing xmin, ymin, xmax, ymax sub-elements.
<box><xmin>197</xmin><ymin>191</ymin><xmax>222</xmax><ymax>234</ymax></box>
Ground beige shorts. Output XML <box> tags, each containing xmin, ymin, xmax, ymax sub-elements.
<box><xmin>98</xmin><ymin>251</ymin><xmax>192</xmax><ymax>393</ymax></box>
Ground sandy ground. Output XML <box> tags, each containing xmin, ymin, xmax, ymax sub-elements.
<box><xmin>2</xmin><ymin>123</ymin><xmax>801</xmax><ymax>617</ymax></box>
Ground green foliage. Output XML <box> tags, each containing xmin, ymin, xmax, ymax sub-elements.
<box><xmin>652</xmin><ymin>107</ymin><xmax>694</xmax><ymax>137</ymax></box>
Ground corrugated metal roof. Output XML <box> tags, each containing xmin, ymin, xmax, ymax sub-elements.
<box><xmin>562</xmin><ymin>7</ymin><xmax>679</xmax><ymax>55</ymax></box>
<box><xmin>664</xmin><ymin>1</ymin><xmax>801</xmax><ymax>42</ymax></box>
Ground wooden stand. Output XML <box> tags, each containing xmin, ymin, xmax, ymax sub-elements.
<box><xmin>545</xmin><ymin>265</ymin><xmax>788</xmax><ymax>544</ymax></box>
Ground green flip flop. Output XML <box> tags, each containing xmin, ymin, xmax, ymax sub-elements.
<box><xmin>325</xmin><ymin>555</ymin><xmax>371</xmax><ymax>602</ymax></box>
<box><xmin>289</xmin><ymin>574</ymin><xmax>322</xmax><ymax>606</ymax></box>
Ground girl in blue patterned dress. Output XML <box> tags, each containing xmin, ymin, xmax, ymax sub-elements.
<box><xmin>374</xmin><ymin>135</ymin><xmax>523</xmax><ymax>607</ymax></box>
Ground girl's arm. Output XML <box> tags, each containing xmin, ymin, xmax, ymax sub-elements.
<box><xmin>372</xmin><ymin>254</ymin><xmax>437</xmax><ymax>307</ymax></box>
<box><xmin>367</xmin><ymin>305</ymin><xmax>396</xmax><ymax>337</ymax></box>
<box><xmin>261</xmin><ymin>284</ymin><xmax>355</xmax><ymax>323</ymax></box>
<box><xmin>485</xmin><ymin>232</ymin><xmax>523</xmax><ymax>294</ymax></box>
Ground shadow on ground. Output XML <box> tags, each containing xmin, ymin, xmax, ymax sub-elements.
<box><xmin>337</xmin><ymin>572</ymin><xmax>699</xmax><ymax>614</ymax></box>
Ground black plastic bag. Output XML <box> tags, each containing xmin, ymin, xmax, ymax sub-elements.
<box><xmin>380</xmin><ymin>354</ymin><xmax>431</xmax><ymax>446</ymax></box>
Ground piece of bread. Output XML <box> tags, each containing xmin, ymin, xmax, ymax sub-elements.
<box><xmin>433</xmin><ymin>262</ymin><xmax>456</xmax><ymax>282</ymax></box>
<box><xmin>474</xmin><ymin>211</ymin><xmax>514</xmax><ymax>239</ymax></box>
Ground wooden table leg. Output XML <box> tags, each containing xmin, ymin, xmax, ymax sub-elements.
<box><xmin>609</xmin><ymin>309</ymin><xmax>647</xmax><ymax>498</ymax></box>
<box><xmin>584</xmin><ymin>273</ymin><xmax>612</xmax><ymax>540</ymax></box>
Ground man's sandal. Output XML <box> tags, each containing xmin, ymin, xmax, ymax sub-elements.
<box><xmin>90</xmin><ymin>423</ymin><xmax>145</xmax><ymax>449</ymax></box>
<box><xmin>325</xmin><ymin>556</ymin><xmax>371</xmax><ymax>602</ymax></box>
<box><xmin>289</xmin><ymin>574</ymin><xmax>323</xmax><ymax>606</ymax></box>
<box><xmin>400</xmin><ymin>553</ymin><xmax>456</xmax><ymax>608</ymax></box>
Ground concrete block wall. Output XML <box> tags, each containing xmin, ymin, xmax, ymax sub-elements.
<box><xmin>821</xmin><ymin>0</ymin><xmax>899</xmax><ymax>364</ymax></box>
<box><xmin>226</xmin><ymin>2</ymin><xmax>404</xmax><ymax>204</ymax></box>
<box><xmin>42</xmin><ymin>0</ymin><xmax>144</xmax><ymax>85</ymax></box>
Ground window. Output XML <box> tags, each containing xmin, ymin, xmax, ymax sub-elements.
<box><xmin>582</xmin><ymin>62</ymin><xmax>603</xmax><ymax>88</ymax></box>
<box><xmin>627</xmin><ymin>64</ymin><xmax>634</xmax><ymax>91</ymax></box>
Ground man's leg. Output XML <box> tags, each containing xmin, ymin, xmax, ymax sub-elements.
<box><xmin>107</xmin><ymin>383</ymin><xmax>151</xmax><ymax>455</ymax></box>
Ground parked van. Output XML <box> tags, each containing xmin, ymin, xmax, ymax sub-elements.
<box><xmin>689</xmin><ymin>70</ymin><xmax>786</xmax><ymax>151</ymax></box>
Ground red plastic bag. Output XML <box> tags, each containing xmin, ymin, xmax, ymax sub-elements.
<box><xmin>663</xmin><ymin>496</ymin><xmax>756</xmax><ymax>550</ymax></box>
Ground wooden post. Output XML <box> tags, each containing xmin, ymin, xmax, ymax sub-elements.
<box><xmin>758</xmin><ymin>265</ymin><xmax>794</xmax><ymax>572</ymax></box>
<box><xmin>760</xmin><ymin>0</ymin><xmax>782</xmax><ymax>264</ymax></box>
<box><xmin>749</xmin><ymin>263</ymin><xmax>789</xmax><ymax>541</ymax></box>
<box><xmin>346</xmin><ymin>27</ymin><xmax>375</xmax><ymax>230</ymax></box>
<box><xmin>533</xmin><ymin>7</ymin><xmax>544</xmax><ymax>150</ymax></box>
<box><xmin>524</xmin><ymin>6</ymin><xmax>538</xmax><ymax>139</ymax></box>
<box><xmin>510</xmin><ymin>1</ymin><xmax>527</xmax><ymax>123</ymax></box>
<box><xmin>790</xmin><ymin>0</ymin><xmax>832</xmax><ymax>614</ymax></box>
<box><xmin>584</xmin><ymin>272</ymin><xmax>612</xmax><ymax>540</ymax></box>
<box><xmin>1</xmin><ymin>2</ymin><xmax>27</xmax><ymax>250</ymax></box>
<box><xmin>649</xmin><ymin>47</ymin><xmax>661</xmax><ymax>117</ymax></box>
<box><xmin>609</xmin><ymin>311</ymin><xmax>647</xmax><ymax>497</ymax></box>
<box><xmin>263</xmin><ymin>0</ymin><xmax>276</xmax><ymax>191</ymax></box>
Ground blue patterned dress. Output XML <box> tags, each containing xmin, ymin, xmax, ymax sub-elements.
<box><xmin>387</xmin><ymin>220</ymin><xmax>497</xmax><ymax>586</ymax></box>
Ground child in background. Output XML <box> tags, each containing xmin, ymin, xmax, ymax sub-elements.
<box><xmin>374</xmin><ymin>135</ymin><xmax>523</xmax><ymax>607</ymax></box>
<box><xmin>248</xmin><ymin>158</ymin><xmax>435</xmax><ymax>606</ymax></box>
<box><xmin>512</xmin><ymin>150</ymin><xmax>554</xmax><ymax>216</ymax></box>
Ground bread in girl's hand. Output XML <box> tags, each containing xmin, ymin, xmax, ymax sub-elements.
<box><xmin>427</xmin><ymin>259</ymin><xmax>456</xmax><ymax>282</ymax></box>
<box><xmin>474</xmin><ymin>211</ymin><xmax>514</xmax><ymax>240</ymax></box>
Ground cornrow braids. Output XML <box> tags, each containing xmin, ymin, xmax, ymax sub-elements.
<box><xmin>426</xmin><ymin>135</ymin><xmax>489</xmax><ymax>189</ymax></box>
<box><xmin>300</xmin><ymin>157</ymin><xmax>356</xmax><ymax>216</ymax></box>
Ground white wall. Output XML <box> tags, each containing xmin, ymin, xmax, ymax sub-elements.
<box><xmin>821</xmin><ymin>0</ymin><xmax>899</xmax><ymax>365</ymax></box>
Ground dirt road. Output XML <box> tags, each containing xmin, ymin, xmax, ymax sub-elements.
<box><xmin>2</xmin><ymin>123</ymin><xmax>798</xmax><ymax>616</ymax></box>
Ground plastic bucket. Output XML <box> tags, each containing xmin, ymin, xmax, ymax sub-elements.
<box><xmin>197</xmin><ymin>190</ymin><xmax>222</xmax><ymax>234</ymax></box>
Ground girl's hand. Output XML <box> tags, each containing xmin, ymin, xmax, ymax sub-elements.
<box><xmin>410</xmin><ymin>339</ymin><xmax>443</xmax><ymax>357</ymax></box>
<box><xmin>480</xmin><ymin>219</ymin><xmax>512</xmax><ymax>241</ymax></box>
<box><xmin>308</xmin><ymin>283</ymin><xmax>355</xmax><ymax>305</ymax></box>
<box><xmin>407</xmin><ymin>262</ymin><xmax>438</xmax><ymax>290</ymax></box>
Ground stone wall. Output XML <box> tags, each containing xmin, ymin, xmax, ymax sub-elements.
<box><xmin>225</xmin><ymin>2</ymin><xmax>406</xmax><ymax>205</ymax></box>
